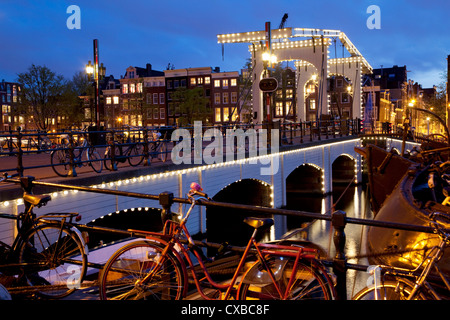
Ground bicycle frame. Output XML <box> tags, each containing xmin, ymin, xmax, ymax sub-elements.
<box><xmin>130</xmin><ymin>194</ymin><xmax>324</xmax><ymax>300</ymax></box>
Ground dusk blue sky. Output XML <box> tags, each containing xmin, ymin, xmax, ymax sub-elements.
<box><xmin>1</xmin><ymin>0</ymin><xmax>449</xmax><ymax>88</ymax></box>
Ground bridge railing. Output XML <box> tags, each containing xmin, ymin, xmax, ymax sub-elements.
<box><xmin>0</xmin><ymin>119</ymin><xmax>362</xmax><ymax>177</ymax></box>
<box><xmin>13</xmin><ymin>177</ymin><xmax>442</xmax><ymax>300</ymax></box>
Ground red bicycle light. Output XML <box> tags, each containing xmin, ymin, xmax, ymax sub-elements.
<box><xmin>190</xmin><ymin>182</ymin><xmax>202</xmax><ymax>191</ymax></box>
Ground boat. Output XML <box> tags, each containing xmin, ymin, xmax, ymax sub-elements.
<box><xmin>356</xmin><ymin>141</ymin><xmax>450</xmax><ymax>275</ymax></box>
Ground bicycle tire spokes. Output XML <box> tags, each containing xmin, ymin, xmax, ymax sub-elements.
<box><xmin>100</xmin><ymin>242</ymin><xmax>184</xmax><ymax>300</ymax></box>
<box><xmin>19</xmin><ymin>225</ymin><xmax>86</xmax><ymax>298</ymax></box>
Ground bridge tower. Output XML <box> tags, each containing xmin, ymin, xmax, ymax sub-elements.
<box><xmin>217</xmin><ymin>27</ymin><xmax>372</xmax><ymax>123</ymax></box>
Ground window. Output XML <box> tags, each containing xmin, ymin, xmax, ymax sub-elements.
<box><xmin>275</xmin><ymin>102</ymin><xmax>283</xmax><ymax>116</ymax></box>
<box><xmin>231</xmin><ymin>92</ymin><xmax>237</xmax><ymax>104</ymax></box>
<box><xmin>106</xmin><ymin>97</ymin><xmax>112</xmax><ymax>104</ymax></box>
<box><xmin>309</xmin><ymin>99</ymin><xmax>316</xmax><ymax>110</ymax></box>
<box><xmin>223</xmin><ymin>108</ymin><xmax>229</xmax><ymax>121</ymax></box>
<box><xmin>168</xmin><ymin>103</ymin><xmax>174</xmax><ymax>116</ymax></box>
<box><xmin>146</xmin><ymin>93</ymin><xmax>152</xmax><ymax>104</ymax></box>
<box><xmin>180</xmin><ymin>79</ymin><xmax>186</xmax><ymax>87</ymax></box>
<box><xmin>205</xmin><ymin>77</ymin><xmax>210</xmax><ymax>85</ymax></box>
<box><xmin>231</xmin><ymin>110</ymin><xmax>238</xmax><ymax>121</ymax></box>
<box><xmin>341</xmin><ymin>92</ymin><xmax>350</xmax><ymax>103</ymax></box>
<box><xmin>286</xmin><ymin>89</ymin><xmax>293</xmax><ymax>99</ymax></box>
<box><xmin>190</xmin><ymin>78</ymin><xmax>196</xmax><ymax>86</ymax></box>
<box><xmin>215</xmin><ymin>108</ymin><xmax>221</xmax><ymax>122</ymax></box>
<box><xmin>153</xmin><ymin>93</ymin><xmax>158</xmax><ymax>104</ymax></box>
<box><xmin>153</xmin><ymin>108</ymin><xmax>159</xmax><ymax>119</ymax></box>
<box><xmin>113</xmin><ymin>96</ymin><xmax>119</xmax><ymax>104</ymax></box>
<box><xmin>223</xmin><ymin>92</ymin><xmax>229</xmax><ymax>104</ymax></box>
<box><xmin>137</xmin><ymin>83</ymin><xmax>143</xmax><ymax>93</ymax></box>
<box><xmin>160</xmin><ymin>108</ymin><xmax>165</xmax><ymax>119</ymax></box>
<box><xmin>128</xmin><ymin>71</ymin><xmax>135</xmax><ymax>79</ymax></box>
<box><xmin>122</xmin><ymin>84</ymin><xmax>128</xmax><ymax>94</ymax></box>
<box><xmin>214</xmin><ymin>93</ymin><xmax>221</xmax><ymax>105</ymax></box>
<box><xmin>129</xmin><ymin>83</ymin><xmax>135</xmax><ymax>93</ymax></box>
<box><xmin>214</xmin><ymin>80</ymin><xmax>221</xmax><ymax>87</ymax></box>
<box><xmin>167</xmin><ymin>80</ymin><xmax>173</xmax><ymax>89</ymax></box>
<box><xmin>159</xmin><ymin>93</ymin><xmax>165</xmax><ymax>104</ymax></box>
<box><xmin>198</xmin><ymin>77</ymin><xmax>203</xmax><ymax>85</ymax></box>
<box><xmin>222</xmin><ymin>79</ymin><xmax>229</xmax><ymax>88</ymax></box>
<box><xmin>231</xmin><ymin>79</ymin><xmax>237</xmax><ymax>86</ymax></box>
<box><xmin>174</xmin><ymin>80</ymin><xmax>179</xmax><ymax>88</ymax></box>
<box><xmin>336</xmin><ymin>79</ymin><xmax>343</xmax><ymax>87</ymax></box>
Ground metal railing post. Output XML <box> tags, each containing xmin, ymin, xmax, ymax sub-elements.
<box><xmin>67</xmin><ymin>131</ymin><xmax>77</xmax><ymax>177</ymax></box>
<box><xmin>332</xmin><ymin>210</ymin><xmax>347</xmax><ymax>300</ymax></box>
<box><xmin>16</xmin><ymin>127</ymin><xmax>24</xmax><ymax>177</ymax></box>
<box><xmin>143</xmin><ymin>127</ymin><xmax>150</xmax><ymax>166</ymax></box>
<box><xmin>110</xmin><ymin>129</ymin><xmax>117</xmax><ymax>171</ymax></box>
<box><xmin>159</xmin><ymin>191</ymin><xmax>174</xmax><ymax>234</ymax></box>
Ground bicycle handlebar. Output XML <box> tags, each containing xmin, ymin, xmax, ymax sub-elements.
<box><xmin>188</xmin><ymin>182</ymin><xmax>210</xmax><ymax>200</ymax></box>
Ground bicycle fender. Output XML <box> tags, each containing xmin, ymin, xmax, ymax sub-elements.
<box><xmin>71</xmin><ymin>226</ymin><xmax>89</xmax><ymax>256</ymax></box>
<box><xmin>241</xmin><ymin>257</ymin><xmax>289</xmax><ymax>285</ymax></box>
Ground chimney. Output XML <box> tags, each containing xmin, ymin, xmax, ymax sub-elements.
<box><xmin>146</xmin><ymin>63</ymin><xmax>152</xmax><ymax>75</ymax></box>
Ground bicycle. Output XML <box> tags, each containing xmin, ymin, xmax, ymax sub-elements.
<box><xmin>50</xmin><ymin>130</ymin><xmax>103</xmax><ymax>177</ymax></box>
<box><xmin>0</xmin><ymin>174</ymin><xmax>88</xmax><ymax>299</ymax></box>
<box><xmin>103</xmin><ymin>132</ymin><xmax>144</xmax><ymax>170</ymax></box>
<box><xmin>24</xmin><ymin>132</ymin><xmax>55</xmax><ymax>154</ymax></box>
<box><xmin>147</xmin><ymin>130</ymin><xmax>168</xmax><ymax>163</ymax></box>
<box><xmin>353</xmin><ymin>211</ymin><xmax>450</xmax><ymax>300</ymax></box>
<box><xmin>98</xmin><ymin>182</ymin><xmax>335</xmax><ymax>300</ymax></box>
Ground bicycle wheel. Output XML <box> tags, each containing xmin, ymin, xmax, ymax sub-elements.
<box><xmin>103</xmin><ymin>146</ymin><xmax>118</xmax><ymax>171</ymax></box>
<box><xmin>238</xmin><ymin>257</ymin><xmax>333</xmax><ymax>300</ymax></box>
<box><xmin>158</xmin><ymin>142</ymin><xmax>167</xmax><ymax>162</ymax></box>
<box><xmin>51</xmin><ymin>149</ymin><xmax>71</xmax><ymax>177</ymax></box>
<box><xmin>352</xmin><ymin>279</ymin><xmax>429</xmax><ymax>300</ymax></box>
<box><xmin>99</xmin><ymin>240</ymin><xmax>184</xmax><ymax>300</ymax></box>
<box><xmin>18</xmin><ymin>224</ymin><xmax>87</xmax><ymax>299</ymax></box>
<box><xmin>88</xmin><ymin>147</ymin><xmax>103</xmax><ymax>173</ymax></box>
<box><xmin>128</xmin><ymin>143</ymin><xmax>144</xmax><ymax>166</ymax></box>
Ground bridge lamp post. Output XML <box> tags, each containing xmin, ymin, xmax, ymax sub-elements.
<box><xmin>261</xmin><ymin>51</ymin><xmax>277</xmax><ymax>126</ymax></box>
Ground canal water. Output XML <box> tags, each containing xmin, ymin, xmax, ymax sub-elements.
<box><xmin>282</xmin><ymin>182</ymin><xmax>374</xmax><ymax>299</ymax></box>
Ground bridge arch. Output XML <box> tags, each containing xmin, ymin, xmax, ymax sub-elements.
<box><xmin>332</xmin><ymin>154</ymin><xmax>356</xmax><ymax>186</ymax></box>
<box><xmin>285</xmin><ymin>163</ymin><xmax>324</xmax><ymax>230</ymax></box>
<box><xmin>87</xmin><ymin>207</ymin><xmax>163</xmax><ymax>248</ymax></box>
<box><xmin>206</xmin><ymin>178</ymin><xmax>273</xmax><ymax>247</ymax></box>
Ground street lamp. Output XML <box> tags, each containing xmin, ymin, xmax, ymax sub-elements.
<box><xmin>86</xmin><ymin>61</ymin><xmax>94</xmax><ymax>80</ymax></box>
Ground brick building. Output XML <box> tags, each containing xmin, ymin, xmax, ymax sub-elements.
<box><xmin>0</xmin><ymin>80</ymin><xmax>21</xmax><ymax>131</ymax></box>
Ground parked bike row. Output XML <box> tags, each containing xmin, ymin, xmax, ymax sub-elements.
<box><xmin>1</xmin><ymin>173</ymin><xmax>448</xmax><ymax>300</ymax></box>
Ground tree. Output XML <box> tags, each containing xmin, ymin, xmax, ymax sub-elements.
<box><xmin>172</xmin><ymin>87</ymin><xmax>211</xmax><ymax>126</ymax></box>
<box><xmin>16</xmin><ymin>64</ymin><xmax>68</xmax><ymax>131</ymax></box>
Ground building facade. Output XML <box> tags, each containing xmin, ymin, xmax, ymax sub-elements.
<box><xmin>120</xmin><ymin>64</ymin><xmax>164</xmax><ymax>127</ymax></box>
<box><xmin>0</xmin><ymin>80</ymin><xmax>21</xmax><ymax>131</ymax></box>
<box><xmin>211</xmin><ymin>71</ymin><xmax>240</xmax><ymax>124</ymax></box>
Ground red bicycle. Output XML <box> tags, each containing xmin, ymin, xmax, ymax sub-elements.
<box><xmin>98</xmin><ymin>183</ymin><xmax>336</xmax><ymax>300</ymax></box>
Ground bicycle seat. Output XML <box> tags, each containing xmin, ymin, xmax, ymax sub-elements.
<box><xmin>23</xmin><ymin>194</ymin><xmax>51</xmax><ymax>206</ymax></box>
<box><xmin>244</xmin><ymin>217</ymin><xmax>274</xmax><ymax>230</ymax></box>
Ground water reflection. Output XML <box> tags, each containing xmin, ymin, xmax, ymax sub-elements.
<box><xmin>281</xmin><ymin>183</ymin><xmax>373</xmax><ymax>298</ymax></box>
